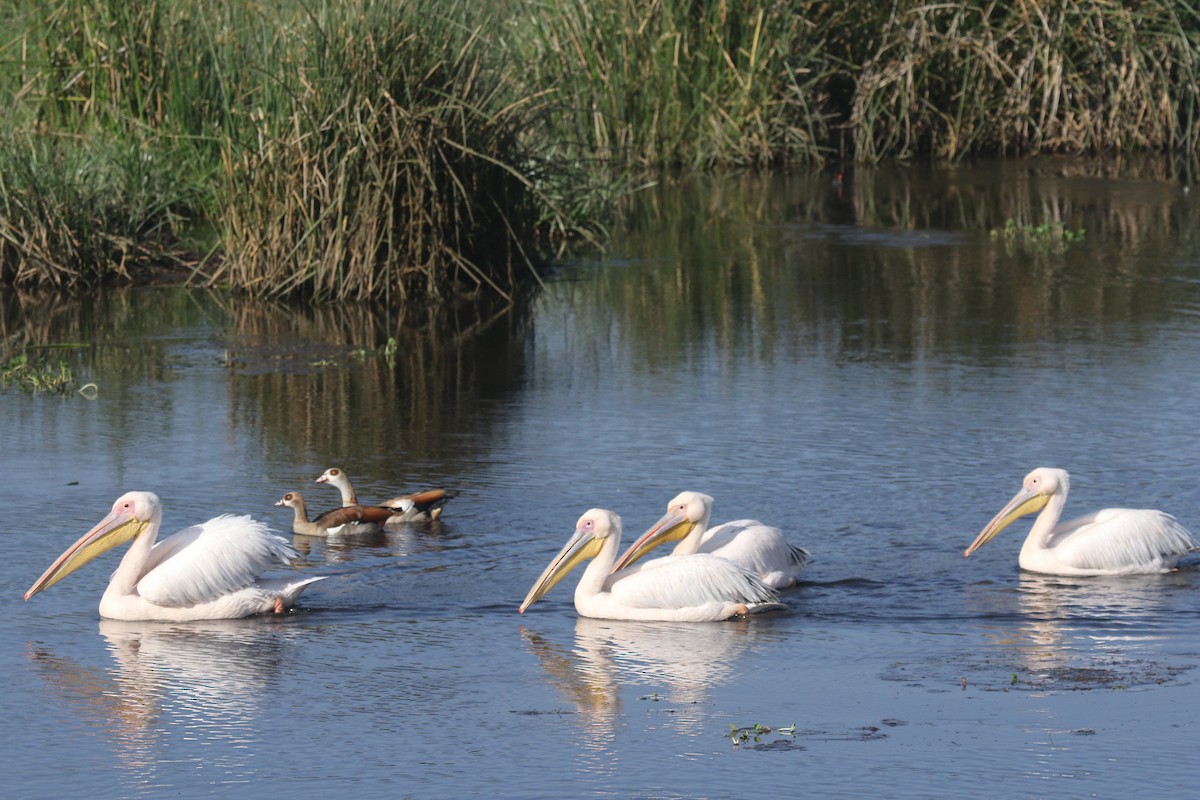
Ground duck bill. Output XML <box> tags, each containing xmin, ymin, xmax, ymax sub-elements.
<box><xmin>519</xmin><ymin>529</ymin><xmax>602</xmax><ymax>613</ymax></box>
<box><xmin>24</xmin><ymin>510</ymin><xmax>148</xmax><ymax>599</ymax></box>
<box><xmin>963</xmin><ymin>489</ymin><xmax>1050</xmax><ymax>558</ymax></box>
<box><xmin>611</xmin><ymin>512</ymin><xmax>694</xmax><ymax>573</ymax></box>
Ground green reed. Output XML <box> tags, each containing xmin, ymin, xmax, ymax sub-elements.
<box><xmin>210</xmin><ymin>1</ymin><xmax>585</xmax><ymax>303</ymax></box>
<box><xmin>847</xmin><ymin>0</ymin><xmax>1200</xmax><ymax>161</ymax></box>
<box><xmin>0</xmin><ymin>0</ymin><xmax>593</xmax><ymax>300</ymax></box>
<box><xmin>1</xmin><ymin>0</ymin><xmax>1198</xmax><ymax>300</ymax></box>
<box><xmin>512</xmin><ymin>0</ymin><xmax>833</xmax><ymax>169</ymax></box>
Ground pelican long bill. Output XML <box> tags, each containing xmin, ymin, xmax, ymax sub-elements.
<box><xmin>963</xmin><ymin>487</ymin><xmax>1050</xmax><ymax>558</ymax></box>
<box><xmin>519</xmin><ymin>527</ymin><xmax>604</xmax><ymax>613</ymax></box>
<box><xmin>25</xmin><ymin>509</ymin><xmax>147</xmax><ymax>599</ymax></box>
<box><xmin>610</xmin><ymin>511</ymin><xmax>695</xmax><ymax>573</ymax></box>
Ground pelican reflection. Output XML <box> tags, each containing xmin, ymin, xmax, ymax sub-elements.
<box><xmin>969</xmin><ymin>570</ymin><xmax>1189</xmax><ymax>686</ymax></box>
<box><xmin>27</xmin><ymin>618</ymin><xmax>298</xmax><ymax>780</ymax></box>
<box><xmin>521</xmin><ymin>615</ymin><xmax>776</xmax><ymax>745</ymax></box>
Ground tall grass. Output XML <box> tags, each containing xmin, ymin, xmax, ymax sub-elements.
<box><xmin>2</xmin><ymin>0</ymin><xmax>1199</xmax><ymax>299</ymax></box>
<box><xmin>0</xmin><ymin>0</ymin><xmax>214</xmax><ymax>287</ymax></box>
<box><xmin>513</xmin><ymin>0</ymin><xmax>834</xmax><ymax>168</ymax></box>
<box><xmin>211</xmin><ymin>2</ymin><xmax>569</xmax><ymax>303</ymax></box>
<box><xmin>516</xmin><ymin>0</ymin><xmax>1200</xmax><ymax>168</ymax></box>
<box><xmin>0</xmin><ymin>0</ymin><xmax>591</xmax><ymax>299</ymax></box>
<box><xmin>849</xmin><ymin>1</ymin><xmax>1200</xmax><ymax>161</ymax></box>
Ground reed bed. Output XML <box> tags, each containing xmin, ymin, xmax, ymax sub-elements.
<box><xmin>211</xmin><ymin>3</ymin><xmax>565</xmax><ymax>303</ymax></box>
<box><xmin>2</xmin><ymin>0</ymin><xmax>1198</xmax><ymax>300</ymax></box>
<box><xmin>847</xmin><ymin>1</ymin><xmax>1200</xmax><ymax>162</ymax></box>
<box><xmin>511</xmin><ymin>0</ymin><xmax>834</xmax><ymax>168</ymax></box>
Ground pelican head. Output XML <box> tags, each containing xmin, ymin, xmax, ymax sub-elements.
<box><xmin>964</xmin><ymin>468</ymin><xmax>1065</xmax><ymax>558</ymax></box>
<box><xmin>25</xmin><ymin>491</ymin><xmax>160</xmax><ymax>600</ymax></box>
<box><xmin>519</xmin><ymin>509</ymin><xmax>619</xmax><ymax>614</ymax></box>
<box><xmin>610</xmin><ymin>491</ymin><xmax>713</xmax><ymax>573</ymax></box>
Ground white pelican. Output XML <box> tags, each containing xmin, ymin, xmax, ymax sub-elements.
<box><xmin>315</xmin><ymin>467</ymin><xmax>451</xmax><ymax>521</ymax></box>
<box><xmin>24</xmin><ymin>491</ymin><xmax>324</xmax><ymax>621</ymax></box>
<box><xmin>274</xmin><ymin>491</ymin><xmax>387</xmax><ymax>537</ymax></box>
<box><xmin>611</xmin><ymin>492</ymin><xmax>810</xmax><ymax>589</ymax></box>
<box><xmin>519</xmin><ymin>508</ymin><xmax>783</xmax><ymax>622</ymax></box>
<box><xmin>964</xmin><ymin>467</ymin><xmax>1200</xmax><ymax>576</ymax></box>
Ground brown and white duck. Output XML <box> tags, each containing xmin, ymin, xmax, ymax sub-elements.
<box><xmin>315</xmin><ymin>467</ymin><xmax>451</xmax><ymax>522</ymax></box>
<box><xmin>274</xmin><ymin>491</ymin><xmax>391</xmax><ymax>537</ymax></box>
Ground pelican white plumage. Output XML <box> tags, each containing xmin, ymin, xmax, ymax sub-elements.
<box><xmin>519</xmin><ymin>508</ymin><xmax>783</xmax><ymax>622</ymax></box>
<box><xmin>315</xmin><ymin>467</ymin><xmax>451</xmax><ymax>522</ymax></box>
<box><xmin>964</xmin><ymin>468</ymin><xmax>1199</xmax><ymax>576</ymax></box>
<box><xmin>611</xmin><ymin>491</ymin><xmax>810</xmax><ymax>589</ymax></box>
<box><xmin>24</xmin><ymin>491</ymin><xmax>324</xmax><ymax>621</ymax></box>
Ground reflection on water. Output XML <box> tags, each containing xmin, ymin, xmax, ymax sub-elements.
<box><xmin>288</xmin><ymin>519</ymin><xmax>450</xmax><ymax>565</ymax></box>
<box><xmin>603</xmin><ymin>164</ymin><xmax>1200</xmax><ymax>367</ymax></box>
<box><xmin>0</xmin><ymin>285</ymin><xmax>530</xmax><ymax>506</ymax></box>
<box><xmin>222</xmin><ymin>293</ymin><xmax>530</xmax><ymax>470</ymax></box>
<box><xmin>966</xmin><ymin>571</ymin><xmax>1193</xmax><ymax>689</ymax></box>
<box><xmin>27</xmin><ymin>619</ymin><xmax>296</xmax><ymax>788</ymax></box>
<box><xmin>521</xmin><ymin>615</ymin><xmax>771</xmax><ymax>752</ymax></box>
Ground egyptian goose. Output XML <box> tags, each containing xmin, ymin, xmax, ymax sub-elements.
<box><xmin>315</xmin><ymin>467</ymin><xmax>451</xmax><ymax>521</ymax></box>
<box><xmin>274</xmin><ymin>491</ymin><xmax>390</xmax><ymax>537</ymax></box>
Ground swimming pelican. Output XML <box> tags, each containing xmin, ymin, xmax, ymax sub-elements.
<box><xmin>964</xmin><ymin>467</ymin><xmax>1200</xmax><ymax>576</ymax></box>
<box><xmin>274</xmin><ymin>491</ymin><xmax>387</xmax><ymax>536</ymax></box>
<box><xmin>24</xmin><ymin>491</ymin><xmax>324</xmax><ymax>621</ymax></box>
<box><xmin>519</xmin><ymin>508</ymin><xmax>783</xmax><ymax>622</ymax></box>
<box><xmin>611</xmin><ymin>492</ymin><xmax>810</xmax><ymax>589</ymax></box>
<box><xmin>315</xmin><ymin>467</ymin><xmax>451</xmax><ymax>521</ymax></box>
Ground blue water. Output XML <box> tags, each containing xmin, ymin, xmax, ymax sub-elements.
<box><xmin>3</xmin><ymin>164</ymin><xmax>1200</xmax><ymax>798</ymax></box>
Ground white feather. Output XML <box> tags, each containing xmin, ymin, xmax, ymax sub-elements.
<box><xmin>1045</xmin><ymin>508</ymin><xmax>1197</xmax><ymax>574</ymax></box>
<box><xmin>520</xmin><ymin>509</ymin><xmax>783</xmax><ymax>622</ymax></box>
<box><xmin>698</xmin><ymin>518</ymin><xmax>811</xmax><ymax>588</ymax></box>
<box><xmin>613</xmin><ymin>492</ymin><xmax>810</xmax><ymax>589</ymax></box>
<box><xmin>966</xmin><ymin>468</ymin><xmax>1200</xmax><ymax>576</ymax></box>
<box><xmin>136</xmin><ymin>515</ymin><xmax>301</xmax><ymax>607</ymax></box>
<box><xmin>25</xmin><ymin>491</ymin><xmax>324</xmax><ymax>621</ymax></box>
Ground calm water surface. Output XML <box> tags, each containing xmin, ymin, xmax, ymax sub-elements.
<box><xmin>3</xmin><ymin>162</ymin><xmax>1200</xmax><ymax>798</ymax></box>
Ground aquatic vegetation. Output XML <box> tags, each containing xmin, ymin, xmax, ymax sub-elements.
<box><xmin>728</xmin><ymin>722</ymin><xmax>795</xmax><ymax>747</ymax></box>
<box><xmin>846</xmin><ymin>0</ymin><xmax>1200</xmax><ymax>162</ymax></box>
<box><xmin>989</xmin><ymin>219</ymin><xmax>1086</xmax><ymax>252</ymax></box>
<box><xmin>0</xmin><ymin>353</ymin><xmax>76</xmax><ymax>394</ymax></box>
